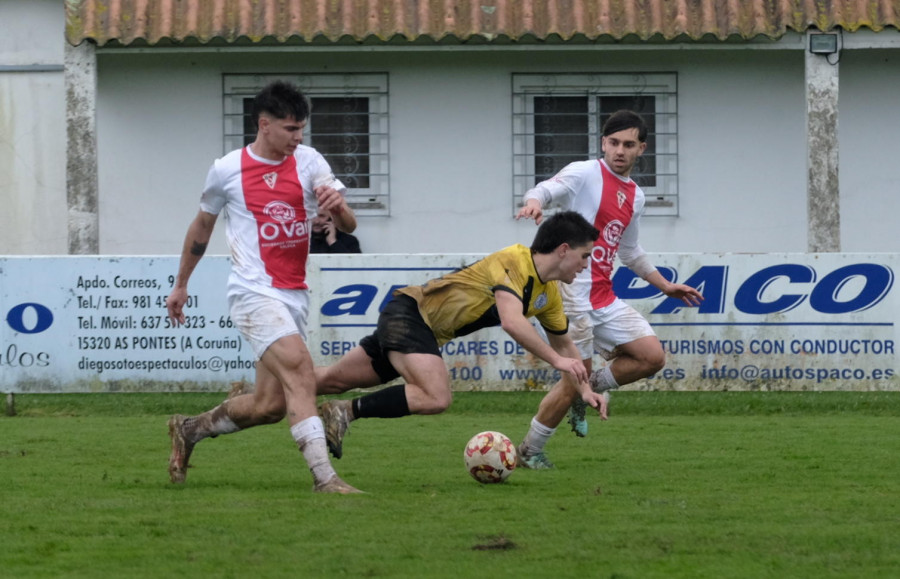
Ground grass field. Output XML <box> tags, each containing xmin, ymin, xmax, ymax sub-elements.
<box><xmin>2</xmin><ymin>391</ymin><xmax>899</xmax><ymax>578</ymax></box>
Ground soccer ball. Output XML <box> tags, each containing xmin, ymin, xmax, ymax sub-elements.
<box><xmin>464</xmin><ymin>431</ymin><xmax>517</xmax><ymax>484</ymax></box>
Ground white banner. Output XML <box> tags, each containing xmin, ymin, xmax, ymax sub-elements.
<box><xmin>0</xmin><ymin>253</ymin><xmax>896</xmax><ymax>392</ymax></box>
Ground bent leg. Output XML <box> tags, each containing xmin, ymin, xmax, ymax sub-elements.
<box><xmin>168</xmin><ymin>360</ymin><xmax>289</xmax><ymax>483</ymax></box>
<box><xmin>262</xmin><ymin>334</ymin><xmax>360</xmax><ymax>493</ymax></box>
<box><xmin>319</xmin><ymin>352</ymin><xmax>449</xmax><ymax>459</ymax></box>
<box><xmin>320</xmin><ymin>296</ymin><xmax>450</xmax><ymax>459</ymax></box>
<box><xmin>608</xmin><ymin>335</ymin><xmax>666</xmax><ymax>385</ymax></box>
<box><xmin>388</xmin><ymin>352</ymin><xmax>452</xmax><ymax>415</ymax></box>
<box><xmin>259</xmin><ymin>333</ymin><xmax>317</xmax><ymax>424</ymax></box>
<box><xmin>316</xmin><ymin>345</ymin><xmax>391</xmax><ymax>459</ymax></box>
<box><xmin>315</xmin><ymin>345</ymin><xmax>384</xmax><ymax>395</ymax></box>
<box><xmin>178</xmin><ymin>349</ymin><xmax>293</xmax><ymax>443</ymax></box>
<box><xmin>537</xmin><ymin>357</ymin><xmax>594</xmax><ymax>429</ymax></box>
<box><xmin>518</xmin><ymin>358</ymin><xmax>593</xmax><ymax>467</ymax></box>
<box><xmin>220</xmin><ymin>364</ymin><xmax>287</xmax><ymax>428</ymax></box>
<box><xmin>339</xmin><ymin>351</ymin><xmax>450</xmax><ymax>419</ymax></box>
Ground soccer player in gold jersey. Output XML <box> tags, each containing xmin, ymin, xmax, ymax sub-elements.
<box><xmin>317</xmin><ymin>211</ymin><xmax>609</xmax><ymax>461</ymax></box>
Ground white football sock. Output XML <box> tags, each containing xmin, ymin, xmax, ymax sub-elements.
<box><xmin>183</xmin><ymin>405</ymin><xmax>240</xmax><ymax>443</ymax></box>
<box><xmin>592</xmin><ymin>365</ymin><xmax>620</xmax><ymax>392</ymax></box>
<box><xmin>520</xmin><ymin>416</ymin><xmax>556</xmax><ymax>455</ymax></box>
<box><xmin>290</xmin><ymin>417</ymin><xmax>336</xmax><ymax>485</ymax></box>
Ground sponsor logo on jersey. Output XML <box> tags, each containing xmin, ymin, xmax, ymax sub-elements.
<box><xmin>602</xmin><ymin>220</ymin><xmax>625</xmax><ymax>247</ymax></box>
<box><xmin>263</xmin><ymin>200</ymin><xmax>296</xmax><ymax>223</ymax></box>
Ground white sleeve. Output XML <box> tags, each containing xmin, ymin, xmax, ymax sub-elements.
<box><xmin>522</xmin><ymin>162</ymin><xmax>585</xmax><ymax>208</ymax></box>
<box><xmin>617</xmin><ymin>209</ymin><xmax>657</xmax><ymax>279</ymax></box>
<box><xmin>198</xmin><ymin>160</ymin><xmax>227</xmax><ymax>215</ymax></box>
<box><xmin>310</xmin><ymin>150</ymin><xmax>347</xmax><ymax>194</ymax></box>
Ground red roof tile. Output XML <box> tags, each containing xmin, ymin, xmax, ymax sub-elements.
<box><xmin>65</xmin><ymin>0</ymin><xmax>900</xmax><ymax>47</ymax></box>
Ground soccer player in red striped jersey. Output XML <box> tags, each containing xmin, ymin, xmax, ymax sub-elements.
<box><xmin>165</xmin><ymin>80</ymin><xmax>361</xmax><ymax>493</ymax></box>
<box><xmin>515</xmin><ymin>110</ymin><xmax>703</xmax><ymax>469</ymax></box>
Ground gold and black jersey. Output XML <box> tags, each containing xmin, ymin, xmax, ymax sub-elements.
<box><xmin>396</xmin><ymin>244</ymin><xmax>569</xmax><ymax>346</ymax></box>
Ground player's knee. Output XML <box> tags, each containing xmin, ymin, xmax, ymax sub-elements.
<box><xmin>316</xmin><ymin>382</ymin><xmax>345</xmax><ymax>395</ymax></box>
<box><xmin>419</xmin><ymin>390</ymin><xmax>453</xmax><ymax>415</ymax></box>
<box><xmin>314</xmin><ymin>367</ymin><xmax>343</xmax><ymax>394</ymax></box>
<box><xmin>254</xmin><ymin>397</ymin><xmax>287</xmax><ymax>424</ymax></box>
<box><xmin>282</xmin><ymin>357</ymin><xmax>313</xmax><ymax>378</ymax></box>
<box><xmin>260</xmin><ymin>408</ymin><xmax>286</xmax><ymax>424</ymax></box>
<box><xmin>260</xmin><ymin>406</ymin><xmax>286</xmax><ymax>424</ymax></box>
<box><xmin>643</xmin><ymin>349</ymin><xmax>666</xmax><ymax>376</ymax></box>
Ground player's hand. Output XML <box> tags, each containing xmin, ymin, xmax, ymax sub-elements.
<box><xmin>515</xmin><ymin>199</ymin><xmax>544</xmax><ymax>224</ymax></box>
<box><xmin>553</xmin><ymin>356</ymin><xmax>589</xmax><ymax>384</ymax></box>
<box><xmin>166</xmin><ymin>287</ymin><xmax>188</xmax><ymax>326</ymax></box>
<box><xmin>314</xmin><ymin>184</ymin><xmax>345</xmax><ymax>216</ymax></box>
<box><xmin>583</xmin><ymin>390</ymin><xmax>609</xmax><ymax>420</ymax></box>
<box><xmin>663</xmin><ymin>283</ymin><xmax>704</xmax><ymax>307</ymax></box>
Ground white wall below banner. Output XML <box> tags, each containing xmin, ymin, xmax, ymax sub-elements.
<box><xmin>1</xmin><ymin>253</ymin><xmax>897</xmax><ymax>393</ymax></box>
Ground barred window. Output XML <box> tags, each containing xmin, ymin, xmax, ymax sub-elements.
<box><xmin>513</xmin><ymin>73</ymin><xmax>678</xmax><ymax>216</ymax></box>
<box><xmin>224</xmin><ymin>74</ymin><xmax>390</xmax><ymax>215</ymax></box>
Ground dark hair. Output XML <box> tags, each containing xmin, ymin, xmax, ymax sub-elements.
<box><xmin>252</xmin><ymin>81</ymin><xmax>310</xmax><ymax>128</ymax></box>
<box><xmin>602</xmin><ymin>109</ymin><xmax>647</xmax><ymax>142</ymax></box>
<box><xmin>530</xmin><ymin>211</ymin><xmax>599</xmax><ymax>254</ymax></box>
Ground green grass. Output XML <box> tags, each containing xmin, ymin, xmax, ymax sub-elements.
<box><xmin>2</xmin><ymin>392</ymin><xmax>900</xmax><ymax>578</ymax></box>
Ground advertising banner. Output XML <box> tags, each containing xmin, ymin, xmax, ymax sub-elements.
<box><xmin>0</xmin><ymin>253</ymin><xmax>896</xmax><ymax>393</ymax></box>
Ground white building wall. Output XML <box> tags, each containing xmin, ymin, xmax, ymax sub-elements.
<box><xmin>0</xmin><ymin>0</ymin><xmax>67</xmax><ymax>254</ymax></box>
<box><xmin>95</xmin><ymin>57</ymin><xmax>225</xmax><ymax>253</ymax></box>
<box><xmin>675</xmin><ymin>51</ymin><xmax>808</xmax><ymax>252</ymax></box>
<box><xmin>4</xmin><ymin>22</ymin><xmax>895</xmax><ymax>257</ymax></box>
<box><xmin>94</xmin><ymin>47</ymin><xmax>826</xmax><ymax>256</ymax></box>
<box><xmin>0</xmin><ymin>0</ymin><xmax>61</xmax><ymax>64</ymax></box>
<box><xmin>839</xmin><ymin>48</ymin><xmax>900</xmax><ymax>252</ymax></box>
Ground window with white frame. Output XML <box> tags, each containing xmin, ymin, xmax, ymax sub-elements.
<box><xmin>223</xmin><ymin>74</ymin><xmax>390</xmax><ymax>215</ymax></box>
<box><xmin>512</xmin><ymin>73</ymin><xmax>678</xmax><ymax>216</ymax></box>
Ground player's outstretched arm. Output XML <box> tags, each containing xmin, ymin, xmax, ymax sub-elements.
<box><xmin>644</xmin><ymin>270</ymin><xmax>704</xmax><ymax>307</ymax></box>
<box><xmin>515</xmin><ymin>198</ymin><xmax>544</xmax><ymax>224</ymax></box>
<box><xmin>166</xmin><ymin>210</ymin><xmax>217</xmax><ymax>325</ymax></box>
<box><xmin>546</xmin><ymin>332</ymin><xmax>609</xmax><ymax>420</ymax></box>
<box><xmin>495</xmin><ymin>290</ymin><xmax>588</xmax><ymax>384</ymax></box>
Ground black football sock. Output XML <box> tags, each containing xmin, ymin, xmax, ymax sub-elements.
<box><xmin>353</xmin><ymin>384</ymin><xmax>411</xmax><ymax>418</ymax></box>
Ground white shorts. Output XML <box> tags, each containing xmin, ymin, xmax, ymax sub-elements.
<box><xmin>226</xmin><ymin>285</ymin><xmax>310</xmax><ymax>360</ymax></box>
<box><xmin>568</xmin><ymin>298</ymin><xmax>656</xmax><ymax>360</ymax></box>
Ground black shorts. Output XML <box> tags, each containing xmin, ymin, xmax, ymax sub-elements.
<box><xmin>360</xmin><ymin>294</ymin><xmax>442</xmax><ymax>383</ymax></box>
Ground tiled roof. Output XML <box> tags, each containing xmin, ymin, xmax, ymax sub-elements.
<box><xmin>65</xmin><ymin>0</ymin><xmax>900</xmax><ymax>47</ymax></box>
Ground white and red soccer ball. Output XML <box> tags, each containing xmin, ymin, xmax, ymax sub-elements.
<box><xmin>464</xmin><ymin>431</ymin><xmax>517</xmax><ymax>483</ymax></box>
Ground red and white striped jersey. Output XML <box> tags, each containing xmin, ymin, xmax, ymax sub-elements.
<box><xmin>199</xmin><ymin>144</ymin><xmax>343</xmax><ymax>293</ymax></box>
<box><xmin>523</xmin><ymin>159</ymin><xmax>648</xmax><ymax>312</ymax></box>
